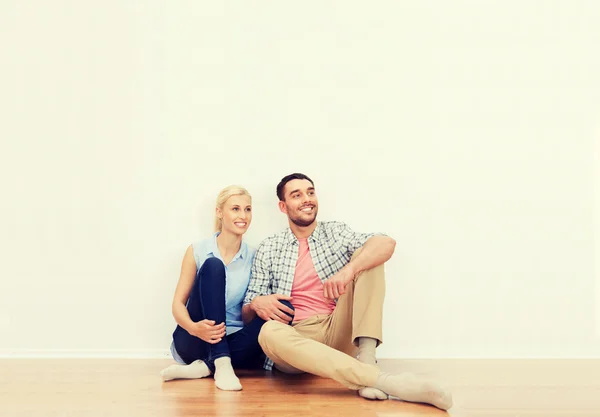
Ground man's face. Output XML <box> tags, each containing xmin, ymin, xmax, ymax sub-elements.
<box><xmin>279</xmin><ymin>179</ymin><xmax>318</xmax><ymax>227</ymax></box>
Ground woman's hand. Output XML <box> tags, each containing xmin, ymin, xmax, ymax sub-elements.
<box><xmin>188</xmin><ymin>320</ymin><xmax>226</xmax><ymax>344</ymax></box>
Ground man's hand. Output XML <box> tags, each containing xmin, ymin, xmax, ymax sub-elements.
<box><xmin>323</xmin><ymin>265</ymin><xmax>356</xmax><ymax>299</ymax></box>
<box><xmin>188</xmin><ymin>320</ymin><xmax>226</xmax><ymax>344</ymax></box>
<box><xmin>251</xmin><ymin>294</ymin><xmax>294</xmax><ymax>323</ymax></box>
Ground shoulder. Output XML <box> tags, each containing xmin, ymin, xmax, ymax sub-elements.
<box><xmin>317</xmin><ymin>221</ymin><xmax>381</xmax><ymax>245</ymax></box>
<box><xmin>255</xmin><ymin>228</ymin><xmax>289</xmax><ymax>255</ymax></box>
<box><xmin>191</xmin><ymin>237</ymin><xmax>212</xmax><ymax>255</ymax></box>
<box><xmin>319</xmin><ymin>220</ymin><xmax>381</xmax><ymax>236</ymax></box>
<box><xmin>261</xmin><ymin>228</ymin><xmax>290</xmax><ymax>246</ymax></box>
<box><xmin>318</xmin><ymin>221</ymin><xmax>352</xmax><ymax>237</ymax></box>
<box><xmin>190</xmin><ymin>236</ymin><xmax>213</xmax><ymax>267</ymax></box>
<box><xmin>319</xmin><ymin>221</ymin><xmax>349</xmax><ymax>231</ymax></box>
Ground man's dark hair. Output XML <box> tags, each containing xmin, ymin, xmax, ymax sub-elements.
<box><xmin>276</xmin><ymin>173</ymin><xmax>314</xmax><ymax>201</ymax></box>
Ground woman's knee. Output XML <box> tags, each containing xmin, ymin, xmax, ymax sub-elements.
<box><xmin>278</xmin><ymin>300</ymin><xmax>295</xmax><ymax>323</ymax></box>
<box><xmin>200</xmin><ymin>257</ymin><xmax>225</xmax><ymax>277</ymax></box>
<box><xmin>197</xmin><ymin>258</ymin><xmax>226</xmax><ymax>294</ymax></box>
<box><xmin>279</xmin><ymin>300</ymin><xmax>294</xmax><ymax>311</ymax></box>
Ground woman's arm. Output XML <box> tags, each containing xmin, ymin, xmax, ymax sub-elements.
<box><xmin>171</xmin><ymin>245</ymin><xmax>198</xmax><ymax>333</ymax></box>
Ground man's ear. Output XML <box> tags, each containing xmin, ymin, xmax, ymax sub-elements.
<box><xmin>278</xmin><ymin>200</ymin><xmax>287</xmax><ymax>214</ymax></box>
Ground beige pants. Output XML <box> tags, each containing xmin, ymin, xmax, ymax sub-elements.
<box><xmin>258</xmin><ymin>253</ymin><xmax>386</xmax><ymax>390</ymax></box>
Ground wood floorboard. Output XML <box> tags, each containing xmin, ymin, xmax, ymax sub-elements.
<box><xmin>1</xmin><ymin>359</ymin><xmax>599</xmax><ymax>416</ymax></box>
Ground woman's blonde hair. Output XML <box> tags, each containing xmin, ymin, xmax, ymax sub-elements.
<box><xmin>214</xmin><ymin>185</ymin><xmax>252</xmax><ymax>232</ymax></box>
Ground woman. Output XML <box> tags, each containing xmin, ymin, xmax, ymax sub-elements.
<box><xmin>160</xmin><ymin>185</ymin><xmax>278</xmax><ymax>391</ymax></box>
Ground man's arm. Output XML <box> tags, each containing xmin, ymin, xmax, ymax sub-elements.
<box><xmin>242</xmin><ymin>240</ymin><xmax>295</xmax><ymax>324</ymax></box>
<box><xmin>323</xmin><ymin>223</ymin><xmax>396</xmax><ymax>299</ymax></box>
<box><xmin>242</xmin><ymin>243</ymin><xmax>271</xmax><ymax>324</ymax></box>
<box><xmin>344</xmin><ymin>235</ymin><xmax>396</xmax><ymax>277</ymax></box>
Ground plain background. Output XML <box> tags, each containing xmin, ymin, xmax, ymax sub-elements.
<box><xmin>1</xmin><ymin>1</ymin><xmax>599</xmax><ymax>358</ymax></box>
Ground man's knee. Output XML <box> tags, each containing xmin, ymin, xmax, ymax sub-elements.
<box><xmin>258</xmin><ymin>320</ymin><xmax>283</xmax><ymax>348</ymax></box>
<box><xmin>258</xmin><ymin>319</ymin><xmax>296</xmax><ymax>349</ymax></box>
<box><xmin>258</xmin><ymin>321</ymin><xmax>304</xmax><ymax>375</ymax></box>
<box><xmin>350</xmin><ymin>248</ymin><xmax>385</xmax><ymax>281</ymax></box>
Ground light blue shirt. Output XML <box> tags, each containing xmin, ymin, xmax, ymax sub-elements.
<box><xmin>170</xmin><ymin>233</ymin><xmax>256</xmax><ymax>364</ymax></box>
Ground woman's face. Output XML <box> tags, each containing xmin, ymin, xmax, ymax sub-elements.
<box><xmin>218</xmin><ymin>194</ymin><xmax>252</xmax><ymax>236</ymax></box>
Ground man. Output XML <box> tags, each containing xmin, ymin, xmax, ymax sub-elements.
<box><xmin>241</xmin><ymin>173</ymin><xmax>452</xmax><ymax>410</ymax></box>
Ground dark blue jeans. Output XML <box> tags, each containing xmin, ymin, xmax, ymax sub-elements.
<box><xmin>172</xmin><ymin>257</ymin><xmax>294</xmax><ymax>373</ymax></box>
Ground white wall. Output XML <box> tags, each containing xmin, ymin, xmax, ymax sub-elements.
<box><xmin>1</xmin><ymin>1</ymin><xmax>599</xmax><ymax>358</ymax></box>
<box><xmin>596</xmin><ymin>111</ymin><xmax>600</xmax><ymax>341</ymax></box>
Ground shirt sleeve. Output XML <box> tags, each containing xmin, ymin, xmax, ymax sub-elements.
<box><xmin>243</xmin><ymin>240</ymin><xmax>271</xmax><ymax>305</ymax></box>
<box><xmin>335</xmin><ymin>222</ymin><xmax>386</xmax><ymax>258</ymax></box>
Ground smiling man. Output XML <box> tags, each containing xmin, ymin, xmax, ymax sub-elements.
<box><xmin>241</xmin><ymin>173</ymin><xmax>453</xmax><ymax>410</ymax></box>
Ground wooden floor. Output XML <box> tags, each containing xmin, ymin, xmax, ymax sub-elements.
<box><xmin>1</xmin><ymin>359</ymin><xmax>599</xmax><ymax>417</ymax></box>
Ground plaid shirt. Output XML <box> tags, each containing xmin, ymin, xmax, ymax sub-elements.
<box><xmin>243</xmin><ymin>220</ymin><xmax>381</xmax><ymax>370</ymax></box>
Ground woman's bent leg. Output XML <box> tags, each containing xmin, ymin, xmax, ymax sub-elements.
<box><xmin>167</xmin><ymin>258</ymin><xmax>238</xmax><ymax>388</ymax></box>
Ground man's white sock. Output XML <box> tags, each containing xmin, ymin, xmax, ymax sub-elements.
<box><xmin>374</xmin><ymin>371</ymin><xmax>453</xmax><ymax>410</ymax></box>
<box><xmin>356</xmin><ymin>337</ymin><xmax>388</xmax><ymax>400</ymax></box>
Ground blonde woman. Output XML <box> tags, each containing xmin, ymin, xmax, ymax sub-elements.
<box><xmin>160</xmin><ymin>186</ymin><xmax>294</xmax><ymax>391</ymax></box>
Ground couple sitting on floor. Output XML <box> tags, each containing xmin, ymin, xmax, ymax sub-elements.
<box><xmin>160</xmin><ymin>173</ymin><xmax>453</xmax><ymax>410</ymax></box>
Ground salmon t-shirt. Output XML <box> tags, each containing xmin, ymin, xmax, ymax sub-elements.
<box><xmin>291</xmin><ymin>238</ymin><xmax>336</xmax><ymax>322</ymax></box>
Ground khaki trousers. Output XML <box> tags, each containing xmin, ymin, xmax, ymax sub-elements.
<box><xmin>258</xmin><ymin>252</ymin><xmax>386</xmax><ymax>390</ymax></box>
